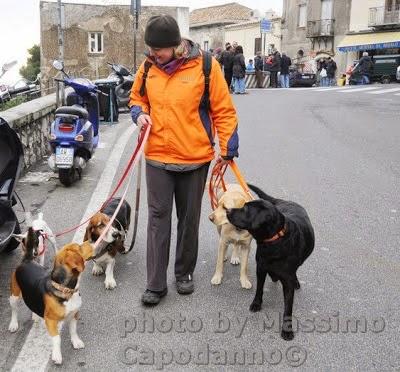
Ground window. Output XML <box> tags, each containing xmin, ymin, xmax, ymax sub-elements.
<box><xmin>298</xmin><ymin>4</ymin><xmax>307</xmax><ymax>27</ymax></box>
<box><xmin>88</xmin><ymin>32</ymin><xmax>103</xmax><ymax>54</ymax></box>
<box><xmin>254</xmin><ymin>37</ymin><xmax>261</xmax><ymax>55</ymax></box>
<box><xmin>203</xmin><ymin>41</ymin><xmax>209</xmax><ymax>51</ymax></box>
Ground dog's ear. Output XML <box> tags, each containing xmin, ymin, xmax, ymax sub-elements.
<box><xmin>83</xmin><ymin>225</ymin><xmax>91</xmax><ymax>242</ymax></box>
<box><xmin>12</xmin><ymin>233</ymin><xmax>26</xmax><ymax>242</ymax></box>
<box><xmin>64</xmin><ymin>250</ymin><xmax>85</xmax><ymax>273</ymax></box>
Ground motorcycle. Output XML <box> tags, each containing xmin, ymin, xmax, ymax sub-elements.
<box><xmin>0</xmin><ymin>117</ymin><xmax>24</xmax><ymax>253</ymax></box>
<box><xmin>48</xmin><ymin>60</ymin><xmax>105</xmax><ymax>186</ymax></box>
<box><xmin>0</xmin><ymin>61</ymin><xmax>17</xmax><ymax>104</ymax></box>
<box><xmin>107</xmin><ymin>62</ymin><xmax>134</xmax><ymax>109</ymax></box>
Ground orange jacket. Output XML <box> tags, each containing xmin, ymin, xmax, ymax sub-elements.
<box><xmin>129</xmin><ymin>53</ymin><xmax>239</xmax><ymax>164</ymax></box>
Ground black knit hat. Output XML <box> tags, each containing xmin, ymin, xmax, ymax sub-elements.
<box><xmin>144</xmin><ymin>15</ymin><xmax>181</xmax><ymax>48</ymax></box>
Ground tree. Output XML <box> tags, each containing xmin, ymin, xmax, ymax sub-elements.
<box><xmin>19</xmin><ymin>45</ymin><xmax>40</xmax><ymax>81</ymax></box>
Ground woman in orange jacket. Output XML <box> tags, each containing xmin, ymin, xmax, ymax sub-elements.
<box><xmin>129</xmin><ymin>15</ymin><xmax>239</xmax><ymax>305</ymax></box>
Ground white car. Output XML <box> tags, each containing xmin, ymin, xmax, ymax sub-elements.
<box><xmin>397</xmin><ymin>65</ymin><xmax>400</xmax><ymax>81</ymax></box>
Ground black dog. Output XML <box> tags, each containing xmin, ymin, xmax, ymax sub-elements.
<box><xmin>226</xmin><ymin>184</ymin><xmax>314</xmax><ymax>341</ymax></box>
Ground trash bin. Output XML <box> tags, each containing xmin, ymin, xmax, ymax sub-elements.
<box><xmin>94</xmin><ymin>78</ymin><xmax>119</xmax><ymax>123</ymax></box>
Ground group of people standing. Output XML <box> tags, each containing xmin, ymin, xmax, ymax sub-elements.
<box><xmin>264</xmin><ymin>50</ymin><xmax>292</xmax><ymax>89</ymax></box>
<box><xmin>317</xmin><ymin>56</ymin><xmax>338</xmax><ymax>87</ymax></box>
<box><xmin>218</xmin><ymin>42</ymin><xmax>248</xmax><ymax>94</ymax></box>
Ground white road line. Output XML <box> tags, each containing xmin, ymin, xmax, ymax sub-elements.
<box><xmin>395</xmin><ymin>93</ymin><xmax>400</xmax><ymax>96</ymax></box>
<box><xmin>339</xmin><ymin>87</ymin><xmax>380</xmax><ymax>93</ymax></box>
<box><xmin>11</xmin><ymin>124</ymin><xmax>136</xmax><ymax>372</ymax></box>
<box><xmin>367</xmin><ymin>87</ymin><xmax>400</xmax><ymax>95</ymax></box>
<box><xmin>313</xmin><ymin>87</ymin><xmax>349</xmax><ymax>92</ymax></box>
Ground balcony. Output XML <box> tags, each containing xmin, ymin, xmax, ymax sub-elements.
<box><xmin>369</xmin><ymin>7</ymin><xmax>400</xmax><ymax>28</ymax></box>
<box><xmin>306</xmin><ymin>19</ymin><xmax>335</xmax><ymax>38</ymax></box>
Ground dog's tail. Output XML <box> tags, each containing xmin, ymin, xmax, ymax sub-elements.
<box><xmin>248</xmin><ymin>184</ymin><xmax>278</xmax><ymax>204</ymax></box>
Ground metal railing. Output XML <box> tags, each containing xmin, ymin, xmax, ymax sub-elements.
<box><xmin>369</xmin><ymin>6</ymin><xmax>400</xmax><ymax>27</ymax></box>
<box><xmin>306</xmin><ymin>19</ymin><xmax>335</xmax><ymax>38</ymax></box>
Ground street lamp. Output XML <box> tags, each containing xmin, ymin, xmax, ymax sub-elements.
<box><xmin>131</xmin><ymin>0</ymin><xmax>141</xmax><ymax>74</ymax></box>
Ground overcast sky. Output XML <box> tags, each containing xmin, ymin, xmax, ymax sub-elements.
<box><xmin>0</xmin><ymin>0</ymin><xmax>282</xmax><ymax>84</ymax></box>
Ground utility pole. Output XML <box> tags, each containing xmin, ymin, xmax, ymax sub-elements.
<box><xmin>131</xmin><ymin>0</ymin><xmax>141</xmax><ymax>73</ymax></box>
<box><xmin>57</xmin><ymin>0</ymin><xmax>65</xmax><ymax>104</ymax></box>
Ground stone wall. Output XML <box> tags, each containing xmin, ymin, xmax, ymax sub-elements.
<box><xmin>1</xmin><ymin>94</ymin><xmax>56</xmax><ymax>170</ymax></box>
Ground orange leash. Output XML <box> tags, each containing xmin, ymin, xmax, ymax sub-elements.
<box><xmin>208</xmin><ymin>160</ymin><xmax>253</xmax><ymax>210</ymax></box>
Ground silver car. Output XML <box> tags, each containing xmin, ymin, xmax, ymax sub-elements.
<box><xmin>397</xmin><ymin>65</ymin><xmax>400</xmax><ymax>81</ymax></box>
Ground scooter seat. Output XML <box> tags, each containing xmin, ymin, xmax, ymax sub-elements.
<box><xmin>55</xmin><ymin>105</ymin><xmax>89</xmax><ymax>120</ymax></box>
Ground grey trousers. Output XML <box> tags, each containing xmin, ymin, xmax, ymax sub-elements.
<box><xmin>145</xmin><ymin>162</ymin><xmax>210</xmax><ymax>291</ymax></box>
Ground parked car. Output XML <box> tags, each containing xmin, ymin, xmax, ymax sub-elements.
<box><xmin>397</xmin><ymin>65</ymin><xmax>400</xmax><ymax>82</ymax></box>
<box><xmin>289</xmin><ymin>67</ymin><xmax>316</xmax><ymax>87</ymax></box>
<box><xmin>0</xmin><ymin>84</ymin><xmax>11</xmax><ymax>103</ymax></box>
<box><xmin>349</xmin><ymin>54</ymin><xmax>400</xmax><ymax>85</ymax></box>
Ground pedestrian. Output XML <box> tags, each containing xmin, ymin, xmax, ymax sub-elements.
<box><xmin>128</xmin><ymin>15</ymin><xmax>239</xmax><ymax>305</ymax></box>
<box><xmin>280</xmin><ymin>52</ymin><xmax>291</xmax><ymax>88</ymax></box>
<box><xmin>269</xmin><ymin>50</ymin><xmax>281</xmax><ymax>88</ymax></box>
<box><xmin>246</xmin><ymin>59</ymin><xmax>255</xmax><ymax>72</ymax></box>
<box><xmin>254</xmin><ymin>51</ymin><xmax>264</xmax><ymax>88</ymax></box>
<box><xmin>232</xmin><ymin>45</ymin><xmax>246</xmax><ymax>94</ymax></box>
<box><xmin>219</xmin><ymin>42</ymin><xmax>234</xmax><ymax>90</ymax></box>
<box><xmin>317</xmin><ymin>57</ymin><xmax>328</xmax><ymax>87</ymax></box>
<box><xmin>358</xmin><ymin>51</ymin><xmax>373</xmax><ymax>85</ymax></box>
<box><xmin>326</xmin><ymin>57</ymin><xmax>337</xmax><ymax>86</ymax></box>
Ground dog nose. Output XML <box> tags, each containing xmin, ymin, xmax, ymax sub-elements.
<box><xmin>209</xmin><ymin>215</ymin><xmax>214</xmax><ymax>221</ymax></box>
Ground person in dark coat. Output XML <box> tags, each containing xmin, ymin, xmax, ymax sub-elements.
<box><xmin>232</xmin><ymin>45</ymin><xmax>246</xmax><ymax>94</ymax></box>
<box><xmin>317</xmin><ymin>58</ymin><xmax>328</xmax><ymax>87</ymax></box>
<box><xmin>219</xmin><ymin>43</ymin><xmax>234</xmax><ymax>89</ymax></box>
<box><xmin>358</xmin><ymin>51</ymin><xmax>374</xmax><ymax>84</ymax></box>
<box><xmin>269</xmin><ymin>50</ymin><xmax>281</xmax><ymax>88</ymax></box>
<box><xmin>254</xmin><ymin>51</ymin><xmax>264</xmax><ymax>88</ymax></box>
<box><xmin>326</xmin><ymin>57</ymin><xmax>337</xmax><ymax>86</ymax></box>
<box><xmin>280</xmin><ymin>52</ymin><xmax>292</xmax><ymax>88</ymax></box>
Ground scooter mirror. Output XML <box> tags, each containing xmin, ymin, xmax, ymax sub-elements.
<box><xmin>53</xmin><ymin>60</ymin><xmax>64</xmax><ymax>71</ymax></box>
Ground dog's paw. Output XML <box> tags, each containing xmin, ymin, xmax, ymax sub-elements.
<box><xmin>230</xmin><ymin>256</ymin><xmax>240</xmax><ymax>265</ymax></box>
<box><xmin>249</xmin><ymin>301</ymin><xmax>262</xmax><ymax>312</ymax></box>
<box><xmin>8</xmin><ymin>321</ymin><xmax>19</xmax><ymax>333</ymax></box>
<box><xmin>281</xmin><ymin>329</ymin><xmax>294</xmax><ymax>341</ymax></box>
<box><xmin>52</xmin><ymin>350</ymin><xmax>62</xmax><ymax>365</ymax></box>
<box><xmin>104</xmin><ymin>277</ymin><xmax>117</xmax><ymax>289</ymax></box>
<box><xmin>211</xmin><ymin>274</ymin><xmax>223</xmax><ymax>285</ymax></box>
<box><xmin>240</xmin><ymin>277</ymin><xmax>252</xmax><ymax>289</ymax></box>
<box><xmin>71</xmin><ymin>337</ymin><xmax>85</xmax><ymax>349</ymax></box>
<box><xmin>92</xmin><ymin>265</ymin><xmax>104</xmax><ymax>276</ymax></box>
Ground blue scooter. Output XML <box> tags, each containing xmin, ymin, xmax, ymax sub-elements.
<box><xmin>48</xmin><ymin>60</ymin><xmax>105</xmax><ymax>186</ymax></box>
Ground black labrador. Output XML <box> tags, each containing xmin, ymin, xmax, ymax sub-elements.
<box><xmin>226</xmin><ymin>184</ymin><xmax>314</xmax><ymax>340</ymax></box>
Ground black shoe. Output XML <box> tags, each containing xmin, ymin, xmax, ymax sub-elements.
<box><xmin>176</xmin><ymin>277</ymin><xmax>194</xmax><ymax>295</ymax></box>
<box><xmin>141</xmin><ymin>288</ymin><xmax>167</xmax><ymax>306</ymax></box>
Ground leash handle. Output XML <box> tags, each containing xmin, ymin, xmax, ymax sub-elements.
<box><xmin>228</xmin><ymin>160</ymin><xmax>254</xmax><ymax>200</ymax></box>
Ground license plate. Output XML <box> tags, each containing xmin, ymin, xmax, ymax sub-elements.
<box><xmin>302</xmin><ymin>76</ymin><xmax>310</xmax><ymax>79</ymax></box>
<box><xmin>55</xmin><ymin>147</ymin><xmax>74</xmax><ymax>166</ymax></box>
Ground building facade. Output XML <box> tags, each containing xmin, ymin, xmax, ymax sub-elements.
<box><xmin>337</xmin><ymin>0</ymin><xmax>400</xmax><ymax>67</ymax></box>
<box><xmin>224</xmin><ymin>18</ymin><xmax>281</xmax><ymax>63</ymax></box>
<box><xmin>189</xmin><ymin>2</ymin><xmax>253</xmax><ymax>51</ymax></box>
<box><xmin>281</xmin><ymin>0</ymin><xmax>352</xmax><ymax>73</ymax></box>
<box><xmin>40</xmin><ymin>1</ymin><xmax>189</xmax><ymax>91</ymax></box>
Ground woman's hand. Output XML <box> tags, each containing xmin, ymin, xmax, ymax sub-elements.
<box><xmin>137</xmin><ymin>113</ymin><xmax>152</xmax><ymax>129</ymax></box>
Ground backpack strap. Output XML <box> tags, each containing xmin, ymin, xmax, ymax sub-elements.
<box><xmin>139</xmin><ymin>61</ymin><xmax>153</xmax><ymax>97</ymax></box>
<box><xmin>202</xmin><ymin>51</ymin><xmax>212</xmax><ymax>111</ymax></box>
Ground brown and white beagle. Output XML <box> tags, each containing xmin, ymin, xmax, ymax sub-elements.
<box><xmin>84</xmin><ymin>197</ymin><xmax>131</xmax><ymax>290</ymax></box>
<box><xmin>8</xmin><ymin>228</ymin><xmax>95</xmax><ymax>365</ymax></box>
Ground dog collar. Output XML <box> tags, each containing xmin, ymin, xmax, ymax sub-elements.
<box><xmin>262</xmin><ymin>225</ymin><xmax>286</xmax><ymax>244</ymax></box>
<box><xmin>51</xmin><ymin>280</ymin><xmax>78</xmax><ymax>300</ymax></box>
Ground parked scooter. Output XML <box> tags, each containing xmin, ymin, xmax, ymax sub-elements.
<box><xmin>107</xmin><ymin>62</ymin><xmax>134</xmax><ymax>109</ymax></box>
<box><xmin>0</xmin><ymin>61</ymin><xmax>17</xmax><ymax>103</ymax></box>
<box><xmin>48</xmin><ymin>60</ymin><xmax>105</xmax><ymax>186</ymax></box>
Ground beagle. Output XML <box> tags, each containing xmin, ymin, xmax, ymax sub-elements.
<box><xmin>84</xmin><ymin>197</ymin><xmax>131</xmax><ymax>290</ymax></box>
<box><xmin>14</xmin><ymin>212</ymin><xmax>58</xmax><ymax>266</ymax></box>
<box><xmin>209</xmin><ymin>184</ymin><xmax>253</xmax><ymax>289</ymax></box>
<box><xmin>8</xmin><ymin>227</ymin><xmax>95</xmax><ymax>365</ymax></box>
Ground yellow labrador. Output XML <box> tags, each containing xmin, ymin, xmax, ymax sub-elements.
<box><xmin>209</xmin><ymin>184</ymin><xmax>253</xmax><ymax>289</ymax></box>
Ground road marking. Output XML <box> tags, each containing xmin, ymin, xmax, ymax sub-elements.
<box><xmin>11</xmin><ymin>124</ymin><xmax>136</xmax><ymax>372</ymax></box>
<box><xmin>314</xmin><ymin>87</ymin><xmax>349</xmax><ymax>92</ymax></box>
<box><xmin>367</xmin><ymin>87</ymin><xmax>400</xmax><ymax>94</ymax></box>
<box><xmin>339</xmin><ymin>87</ymin><xmax>380</xmax><ymax>93</ymax></box>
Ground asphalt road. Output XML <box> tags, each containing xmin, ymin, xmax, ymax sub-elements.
<box><xmin>1</xmin><ymin>85</ymin><xmax>399</xmax><ymax>371</ymax></box>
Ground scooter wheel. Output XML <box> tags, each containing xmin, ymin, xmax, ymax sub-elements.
<box><xmin>4</xmin><ymin>220</ymin><xmax>21</xmax><ymax>253</ymax></box>
<box><xmin>59</xmin><ymin>168</ymin><xmax>75</xmax><ymax>187</ymax></box>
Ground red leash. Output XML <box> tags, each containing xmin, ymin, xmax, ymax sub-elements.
<box><xmin>208</xmin><ymin>160</ymin><xmax>254</xmax><ymax>210</ymax></box>
<box><xmin>55</xmin><ymin>123</ymin><xmax>150</xmax><ymax>238</ymax></box>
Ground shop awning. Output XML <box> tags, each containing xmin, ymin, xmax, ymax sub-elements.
<box><xmin>337</xmin><ymin>32</ymin><xmax>400</xmax><ymax>52</ymax></box>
